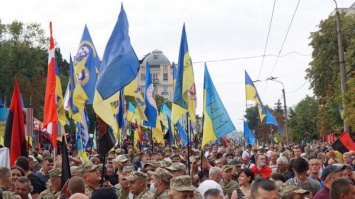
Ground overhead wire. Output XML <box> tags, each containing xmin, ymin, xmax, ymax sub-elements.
<box><xmin>257</xmin><ymin>0</ymin><xmax>277</xmax><ymax>81</ymax></box>
<box><xmin>262</xmin><ymin>0</ymin><xmax>301</xmax><ymax>95</ymax></box>
<box><xmin>193</xmin><ymin>51</ymin><xmax>310</xmax><ymax>64</ymax></box>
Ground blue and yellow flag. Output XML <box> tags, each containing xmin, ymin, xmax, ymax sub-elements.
<box><xmin>160</xmin><ymin>103</ymin><xmax>171</xmax><ymax>132</ymax></box>
<box><xmin>143</xmin><ymin>62</ymin><xmax>157</xmax><ymax>128</ymax></box>
<box><xmin>265</xmin><ymin>109</ymin><xmax>284</xmax><ymax>133</ymax></box>
<box><xmin>124</xmin><ymin>78</ymin><xmax>144</xmax><ymax>103</ymax></box>
<box><xmin>115</xmin><ymin>90</ymin><xmax>125</xmax><ymax>129</ymax></box>
<box><xmin>245</xmin><ymin>70</ymin><xmax>266</xmax><ymax>122</ymax></box>
<box><xmin>244</xmin><ymin>121</ymin><xmax>255</xmax><ymax>145</ymax></box>
<box><xmin>74</xmin><ymin>25</ymin><xmax>99</xmax><ymax>104</ymax></box>
<box><xmin>55</xmin><ymin>59</ymin><xmax>66</xmax><ymax>127</ymax></box>
<box><xmin>177</xmin><ymin>121</ymin><xmax>188</xmax><ymax>146</ymax></box>
<box><xmin>93</xmin><ymin>5</ymin><xmax>140</xmax><ymax>134</ymax></box>
<box><xmin>172</xmin><ymin>24</ymin><xmax>196</xmax><ymax>124</ymax></box>
<box><xmin>202</xmin><ymin>65</ymin><xmax>236</xmax><ymax>147</ymax></box>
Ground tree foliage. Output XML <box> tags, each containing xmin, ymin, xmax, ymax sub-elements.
<box><xmin>0</xmin><ymin>20</ymin><xmax>68</xmax><ymax>120</ymax></box>
<box><xmin>288</xmin><ymin>96</ymin><xmax>319</xmax><ymax>142</ymax></box>
<box><xmin>307</xmin><ymin>12</ymin><xmax>355</xmax><ymax>133</ymax></box>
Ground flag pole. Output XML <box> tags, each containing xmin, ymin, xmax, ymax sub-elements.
<box><xmin>186</xmin><ymin>113</ymin><xmax>190</xmax><ymax>175</ymax></box>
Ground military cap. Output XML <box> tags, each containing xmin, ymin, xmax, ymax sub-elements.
<box><xmin>222</xmin><ymin>165</ymin><xmax>233</xmax><ymax>172</ymax></box>
<box><xmin>113</xmin><ymin>155</ymin><xmax>128</xmax><ymax>163</ymax></box>
<box><xmin>76</xmin><ymin>161</ymin><xmax>99</xmax><ymax>176</ymax></box>
<box><xmin>159</xmin><ymin>159</ymin><xmax>172</xmax><ymax>168</ymax></box>
<box><xmin>143</xmin><ymin>160</ymin><xmax>161</xmax><ymax>168</ymax></box>
<box><xmin>166</xmin><ymin>162</ymin><xmax>187</xmax><ymax>172</ymax></box>
<box><xmin>170</xmin><ymin>175</ymin><xmax>196</xmax><ymax>191</ymax></box>
<box><xmin>125</xmin><ymin>171</ymin><xmax>146</xmax><ymax>181</ymax></box>
<box><xmin>121</xmin><ymin>166</ymin><xmax>135</xmax><ymax>175</ymax></box>
<box><xmin>149</xmin><ymin>168</ymin><xmax>173</xmax><ymax>182</ymax></box>
<box><xmin>280</xmin><ymin>183</ymin><xmax>309</xmax><ymax>196</ymax></box>
<box><xmin>49</xmin><ymin>168</ymin><xmax>62</xmax><ymax>178</ymax></box>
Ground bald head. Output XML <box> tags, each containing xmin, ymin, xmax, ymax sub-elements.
<box><xmin>69</xmin><ymin>193</ymin><xmax>89</xmax><ymax>199</ymax></box>
<box><xmin>68</xmin><ymin>176</ymin><xmax>85</xmax><ymax>195</ymax></box>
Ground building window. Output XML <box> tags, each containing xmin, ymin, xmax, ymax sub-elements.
<box><xmin>163</xmin><ymin>73</ymin><xmax>168</xmax><ymax>81</ymax></box>
<box><xmin>141</xmin><ymin>74</ymin><xmax>145</xmax><ymax>81</ymax></box>
<box><xmin>153</xmin><ymin>54</ymin><xmax>158</xmax><ymax>59</ymax></box>
<box><xmin>163</xmin><ymin>86</ymin><xmax>168</xmax><ymax>92</ymax></box>
<box><xmin>152</xmin><ymin>73</ymin><xmax>158</xmax><ymax>82</ymax></box>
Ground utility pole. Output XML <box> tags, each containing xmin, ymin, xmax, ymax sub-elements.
<box><xmin>281</xmin><ymin>87</ymin><xmax>290</xmax><ymax>146</ymax></box>
<box><xmin>334</xmin><ymin>0</ymin><xmax>349</xmax><ymax>132</ymax></box>
<box><xmin>266</xmin><ymin>77</ymin><xmax>290</xmax><ymax>146</ymax></box>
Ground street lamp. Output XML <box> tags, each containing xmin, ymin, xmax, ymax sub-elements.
<box><xmin>266</xmin><ymin>77</ymin><xmax>290</xmax><ymax>146</ymax></box>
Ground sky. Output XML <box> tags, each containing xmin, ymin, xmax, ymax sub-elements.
<box><xmin>1</xmin><ymin>0</ymin><xmax>354</xmax><ymax>131</ymax></box>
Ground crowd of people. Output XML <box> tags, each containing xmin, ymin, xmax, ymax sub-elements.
<box><xmin>1</xmin><ymin>141</ymin><xmax>355</xmax><ymax>199</ymax></box>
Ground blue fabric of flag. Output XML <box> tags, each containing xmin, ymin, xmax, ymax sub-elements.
<box><xmin>244</xmin><ymin>121</ymin><xmax>255</xmax><ymax>145</ymax></box>
<box><xmin>143</xmin><ymin>62</ymin><xmax>157</xmax><ymax>127</ymax></box>
<box><xmin>265</xmin><ymin>109</ymin><xmax>284</xmax><ymax>133</ymax></box>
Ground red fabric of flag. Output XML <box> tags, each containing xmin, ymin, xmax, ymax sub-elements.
<box><xmin>43</xmin><ymin>22</ymin><xmax>58</xmax><ymax>148</ymax></box>
<box><xmin>4</xmin><ymin>77</ymin><xmax>28</xmax><ymax>166</ymax></box>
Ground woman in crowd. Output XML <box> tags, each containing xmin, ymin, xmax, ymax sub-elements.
<box><xmin>10</xmin><ymin>166</ymin><xmax>25</xmax><ymax>192</ymax></box>
<box><xmin>231</xmin><ymin>168</ymin><xmax>254</xmax><ymax>199</ymax></box>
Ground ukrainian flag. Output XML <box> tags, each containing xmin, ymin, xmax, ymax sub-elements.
<box><xmin>93</xmin><ymin>5</ymin><xmax>140</xmax><ymax>134</ymax></box>
<box><xmin>172</xmin><ymin>24</ymin><xmax>196</xmax><ymax>124</ymax></box>
<box><xmin>124</xmin><ymin>78</ymin><xmax>144</xmax><ymax>103</ymax></box>
<box><xmin>202</xmin><ymin>65</ymin><xmax>236</xmax><ymax>147</ymax></box>
<box><xmin>245</xmin><ymin>70</ymin><xmax>266</xmax><ymax>122</ymax></box>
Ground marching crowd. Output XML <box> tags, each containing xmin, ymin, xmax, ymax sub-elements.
<box><xmin>1</xmin><ymin>142</ymin><xmax>355</xmax><ymax>199</ymax></box>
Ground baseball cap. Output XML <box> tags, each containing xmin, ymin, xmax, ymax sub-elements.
<box><xmin>49</xmin><ymin>168</ymin><xmax>62</xmax><ymax>178</ymax></box>
<box><xmin>76</xmin><ymin>161</ymin><xmax>99</xmax><ymax>176</ymax></box>
<box><xmin>91</xmin><ymin>188</ymin><xmax>117</xmax><ymax>199</ymax></box>
<box><xmin>321</xmin><ymin>164</ymin><xmax>346</xmax><ymax>180</ymax></box>
<box><xmin>170</xmin><ymin>175</ymin><xmax>196</xmax><ymax>191</ymax></box>
<box><xmin>222</xmin><ymin>165</ymin><xmax>233</xmax><ymax>172</ymax></box>
<box><xmin>125</xmin><ymin>171</ymin><xmax>146</xmax><ymax>181</ymax></box>
<box><xmin>280</xmin><ymin>183</ymin><xmax>309</xmax><ymax>196</ymax></box>
<box><xmin>166</xmin><ymin>162</ymin><xmax>187</xmax><ymax>172</ymax></box>
<box><xmin>143</xmin><ymin>161</ymin><xmax>161</xmax><ymax>168</ymax></box>
<box><xmin>149</xmin><ymin>168</ymin><xmax>173</xmax><ymax>182</ymax></box>
<box><xmin>114</xmin><ymin>155</ymin><xmax>128</xmax><ymax>163</ymax></box>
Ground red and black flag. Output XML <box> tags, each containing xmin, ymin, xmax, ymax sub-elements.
<box><xmin>4</xmin><ymin>77</ymin><xmax>28</xmax><ymax>166</ymax></box>
<box><xmin>331</xmin><ymin>131</ymin><xmax>355</xmax><ymax>154</ymax></box>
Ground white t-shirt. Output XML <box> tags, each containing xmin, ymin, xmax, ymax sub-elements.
<box><xmin>197</xmin><ymin>179</ymin><xmax>224</xmax><ymax>197</ymax></box>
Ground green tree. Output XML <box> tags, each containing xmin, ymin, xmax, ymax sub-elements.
<box><xmin>288</xmin><ymin>96</ymin><xmax>319</xmax><ymax>142</ymax></box>
<box><xmin>307</xmin><ymin>12</ymin><xmax>355</xmax><ymax>133</ymax></box>
<box><xmin>0</xmin><ymin>20</ymin><xmax>68</xmax><ymax>120</ymax></box>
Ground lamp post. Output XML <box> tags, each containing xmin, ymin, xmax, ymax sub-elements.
<box><xmin>266</xmin><ymin>77</ymin><xmax>290</xmax><ymax>146</ymax></box>
<box><xmin>333</xmin><ymin>0</ymin><xmax>349</xmax><ymax>132</ymax></box>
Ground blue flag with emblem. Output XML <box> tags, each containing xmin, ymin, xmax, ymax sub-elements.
<box><xmin>74</xmin><ymin>25</ymin><xmax>99</xmax><ymax>104</ymax></box>
<box><xmin>93</xmin><ymin>5</ymin><xmax>140</xmax><ymax>134</ymax></box>
<box><xmin>143</xmin><ymin>62</ymin><xmax>157</xmax><ymax>127</ymax></box>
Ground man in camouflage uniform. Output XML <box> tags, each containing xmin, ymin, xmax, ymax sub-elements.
<box><xmin>149</xmin><ymin>168</ymin><xmax>172</xmax><ymax>199</ymax></box>
<box><xmin>76</xmin><ymin>161</ymin><xmax>101</xmax><ymax>198</ymax></box>
<box><xmin>38</xmin><ymin>168</ymin><xmax>62</xmax><ymax>199</ymax></box>
<box><xmin>220</xmin><ymin>165</ymin><xmax>239</xmax><ymax>197</ymax></box>
<box><xmin>169</xmin><ymin>175</ymin><xmax>197</xmax><ymax>199</ymax></box>
<box><xmin>115</xmin><ymin>166</ymin><xmax>134</xmax><ymax>199</ymax></box>
<box><xmin>126</xmin><ymin>171</ymin><xmax>154</xmax><ymax>199</ymax></box>
<box><xmin>166</xmin><ymin>163</ymin><xmax>187</xmax><ymax>177</ymax></box>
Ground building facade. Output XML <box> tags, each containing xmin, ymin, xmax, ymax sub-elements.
<box><xmin>137</xmin><ymin>49</ymin><xmax>174</xmax><ymax>101</ymax></box>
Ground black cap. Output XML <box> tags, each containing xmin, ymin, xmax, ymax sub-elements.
<box><xmin>91</xmin><ymin>188</ymin><xmax>117</xmax><ymax>199</ymax></box>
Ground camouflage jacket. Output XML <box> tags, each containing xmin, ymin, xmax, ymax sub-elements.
<box><xmin>37</xmin><ymin>188</ymin><xmax>61</xmax><ymax>199</ymax></box>
<box><xmin>133</xmin><ymin>188</ymin><xmax>154</xmax><ymax>199</ymax></box>
<box><xmin>85</xmin><ymin>185</ymin><xmax>96</xmax><ymax>198</ymax></box>
<box><xmin>153</xmin><ymin>188</ymin><xmax>169</xmax><ymax>199</ymax></box>
<box><xmin>220</xmin><ymin>179</ymin><xmax>240</xmax><ymax>197</ymax></box>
